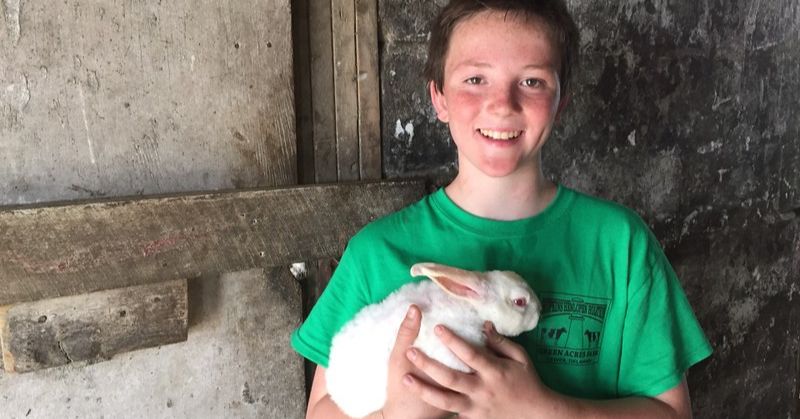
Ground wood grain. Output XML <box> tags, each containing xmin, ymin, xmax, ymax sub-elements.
<box><xmin>331</xmin><ymin>0</ymin><xmax>360</xmax><ymax>181</ymax></box>
<box><xmin>309</xmin><ymin>0</ymin><xmax>338</xmax><ymax>183</ymax></box>
<box><xmin>355</xmin><ymin>0</ymin><xmax>382</xmax><ymax>180</ymax></box>
<box><xmin>0</xmin><ymin>180</ymin><xmax>425</xmax><ymax>306</ymax></box>
<box><xmin>0</xmin><ymin>279</ymin><xmax>188</xmax><ymax>373</ymax></box>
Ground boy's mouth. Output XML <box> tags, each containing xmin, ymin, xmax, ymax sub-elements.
<box><xmin>478</xmin><ymin>129</ymin><xmax>522</xmax><ymax>141</ymax></box>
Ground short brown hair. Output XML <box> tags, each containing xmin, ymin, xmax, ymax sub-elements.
<box><xmin>424</xmin><ymin>0</ymin><xmax>580</xmax><ymax>97</ymax></box>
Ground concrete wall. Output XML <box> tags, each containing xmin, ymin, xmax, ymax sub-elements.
<box><xmin>1</xmin><ymin>0</ymin><xmax>296</xmax><ymax>205</ymax></box>
<box><xmin>380</xmin><ymin>1</ymin><xmax>800</xmax><ymax>417</ymax></box>
<box><xmin>1</xmin><ymin>1</ymin><xmax>304</xmax><ymax>418</ymax></box>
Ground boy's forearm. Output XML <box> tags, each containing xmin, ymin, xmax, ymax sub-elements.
<box><xmin>306</xmin><ymin>395</ymin><xmax>383</xmax><ymax>419</ymax></box>
<box><xmin>308</xmin><ymin>395</ymin><xmax>454</xmax><ymax>419</ymax></box>
<box><xmin>535</xmin><ymin>387</ymin><xmax>689</xmax><ymax>419</ymax></box>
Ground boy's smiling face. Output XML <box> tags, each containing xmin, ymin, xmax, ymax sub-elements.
<box><xmin>430</xmin><ymin>10</ymin><xmax>566</xmax><ymax>179</ymax></box>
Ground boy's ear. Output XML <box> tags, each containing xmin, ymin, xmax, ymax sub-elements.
<box><xmin>428</xmin><ymin>81</ymin><xmax>450</xmax><ymax>123</ymax></box>
<box><xmin>555</xmin><ymin>93</ymin><xmax>571</xmax><ymax>122</ymax></box>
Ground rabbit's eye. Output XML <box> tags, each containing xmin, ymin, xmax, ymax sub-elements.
<box><xmin>512</xmin><ymin>298</ymin><xmax>527</xmax><ymax>307</ymax></box>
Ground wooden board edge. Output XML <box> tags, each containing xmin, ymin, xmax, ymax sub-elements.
<box><xmin>0</xmin><ymin>304</ymin><xmax>16</xmax><ymax>373</ymax></box>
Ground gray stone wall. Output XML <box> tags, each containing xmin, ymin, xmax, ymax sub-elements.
<box><xmin>380</xmin><ymin>1</ymin><xmax>800</xmax><ymax>417</ymax></box>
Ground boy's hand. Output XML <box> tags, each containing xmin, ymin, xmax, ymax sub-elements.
<box><xmin>402</xmin><ymin>322</ymin><xmax>694</xmax><ymax>419</ymax></box>
<box><xmin>403</xmin><ymin>322</ymin><xmax>555</xmax><ymax>419</ymax></box>
<box><xmin>382</xmin><ymin>305</ymin><xmax>453</xmax><ymax>419</ymax></box>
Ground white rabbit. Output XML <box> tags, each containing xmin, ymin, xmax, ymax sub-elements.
<box><xmin>325</xmin><ymin>262</ymin><xmax>541</xmax><ymax>418</ymax></box>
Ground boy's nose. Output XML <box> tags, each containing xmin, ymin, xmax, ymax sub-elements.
<box><xmin>486</xmin><ymin>86</ymin><xmax>521</xmax><ymax>115</ymax></box>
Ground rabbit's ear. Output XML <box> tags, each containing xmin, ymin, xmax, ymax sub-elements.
<box><xmin>410</xmin><ymin>263</ymin><xmax>484</xmax><ymax>301</ymax></box>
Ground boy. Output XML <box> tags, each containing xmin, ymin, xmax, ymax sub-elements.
<box><xmin>292</xmin><ymin>1</ymin><xmax>712</xmax><ymax>418</ymax></box>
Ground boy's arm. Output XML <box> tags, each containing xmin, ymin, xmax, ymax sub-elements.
<box><xmin>306</xmin><ymin>366</ymin><xmax>378</xmax><ymax>419</ymax></box>
<box><xmin>403</xmin><ymin>323</ymin><xmax>693</xmax><ymax>419</ymax></box>
<box><xmin>305</xmin><ymin>306</ymin><xmax>451</xmax><ymax>419</ymax></box>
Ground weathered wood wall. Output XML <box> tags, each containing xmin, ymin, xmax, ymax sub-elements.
<box><xmin>0</xmin><ymin>181</ymin><xmax>424</xmax><ymax>306</ymax></box>
<box><xmin>293</xmin><ymin>0</ymin><xmax>381</xmax><ymax>184</ymax></box>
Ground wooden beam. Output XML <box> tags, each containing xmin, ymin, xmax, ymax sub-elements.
<box><xmin>310</xmin><ymin>0</ymin><xmax>338</xmax><ymax>183</ymax></box>
<box><xmin>0</xmin><ymin>180</ymin><xmax>426</xmax><ymax>305</ymax></box>
<box><xmin>355</xmin><ymin>0</ymin><xmax>382</xmax><ymax>180</ymax></box>
<box><xmin>332</xmin><ymin>0</ymin><xmax>360</xmax><ymax>181</ymax></box>
<box><xmin>0</xmin><ymin>279</ymin><xmax>188</xmax><ymax>373</ymax></box>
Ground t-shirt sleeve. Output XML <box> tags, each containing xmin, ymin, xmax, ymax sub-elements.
<box><xmin>617</xmin><ymin>227</ymin><xmax>713</xmax><ymax>397</ymax></box>
<box><xmin>290</xmin><ymin>237</ymin><xmax>371</xmax><ymax>368</ymax></box>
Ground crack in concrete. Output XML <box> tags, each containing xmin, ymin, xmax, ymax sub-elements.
<box><xmin>57</xmin><ymin>340</ymin><xmax>73</xmax><ymax>363</ymax></box>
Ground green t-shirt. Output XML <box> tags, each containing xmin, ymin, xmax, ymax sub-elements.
<box><xmin>291</xmin><ymin>185</ymin><xmax>712</xmax><ymax>399</ymax></box>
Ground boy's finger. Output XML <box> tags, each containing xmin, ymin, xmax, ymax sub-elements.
<box><xmin>434</xmin><ymin>324</ymin><xmax>494</xmax><ymax>373</ymax></box>
<box><xmin>392</xmin><ymin>305</ymin><xmax>422</xmax><ymax>353</ymax></box>
<box><xmin>483</xmin><ymin>322</ymin><xmax>530</xmax><ymax>365</ymax></box>
<box><xmin>406</xmin><ymin>347</ymin><xmax>477</xmax><ymax>393</ymax></box>
<box><xmin>403</xmin><ymin>373</ymin><xmax>470</xmax><ymax>414</ymax></box>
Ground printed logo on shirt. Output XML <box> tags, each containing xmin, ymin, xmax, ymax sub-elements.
<box><xmin>530</xmin><ymin>293</ymin><xmax>611</xmax><ymax>366</ymax></box>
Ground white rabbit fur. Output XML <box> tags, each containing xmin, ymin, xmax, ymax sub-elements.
<box><xmin>325</xmin><ymin>262</ymin><xmax>541</xmax><ymax>418</ymax></box>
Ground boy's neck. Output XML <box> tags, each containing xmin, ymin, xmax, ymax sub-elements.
<box><xmin>444</xmin><ymin>167</ymin><xmax>557</xmax><ymax>221</ymax></box>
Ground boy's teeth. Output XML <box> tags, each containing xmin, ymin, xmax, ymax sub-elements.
<box><xmin>479</xmin><ymin>129</ymin><xmax>521</xmax><ymax>140</ymax></box>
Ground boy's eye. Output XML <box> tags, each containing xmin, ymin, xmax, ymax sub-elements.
<box><xmin>521</xmin><ymin>79</ymin><xmax>543</xmax><ymax>88</ymax></box>
<box><xmin>465</xmin><ymin>76</ymin><xmax>483</xmax><ymax>85</ymax></box>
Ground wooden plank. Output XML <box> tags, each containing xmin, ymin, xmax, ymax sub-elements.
<box><xmin>355</xmin><ymin>0</ymin><xmax>382</xmax><ymax>180</ymax></box>
<box><xmin>293</xmin><ymin>0</ymin><xmax>316</xmax><ymax>185</ymax></box>
<box><xmin>0</xmin><ymin>279</ymin><xmax>188</xmax><ymax>373</ymax></box>
<box><xmin>0</xmin><ymin>180</ymin><xmax>425</xmax><ymax>305</ymax></box>
<box><xmin>309</xmin><ymin>0</ymin><xmax>339</xmax><ymax>183</ymax></box>
<box><xmin>331</xmin><ymin>0</ymin><xmax>361</xmax><ymax>181</ymax></box>
<box><xmin>0</xmin><ymin>306</ymin><xmax>10</xmax><ymax>370</ymax></box>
